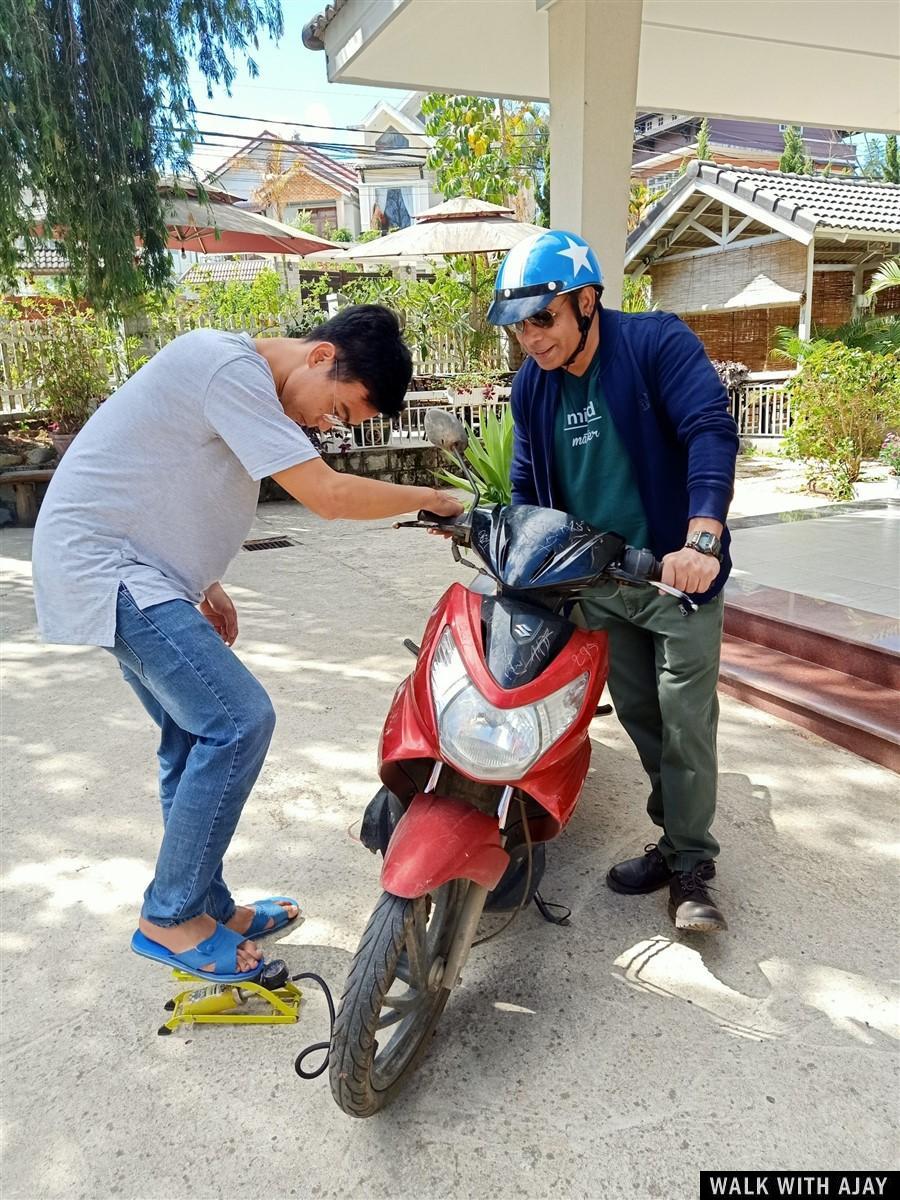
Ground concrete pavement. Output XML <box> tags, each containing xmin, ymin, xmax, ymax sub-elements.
<box><xmin>1</xmin><ymin>501</ymin><xmax>897</xmax><ymax>1200</ymax></box>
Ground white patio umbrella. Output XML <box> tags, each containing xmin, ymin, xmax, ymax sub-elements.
<box><xmin>340</xmin><ymin>196</ymin><xmax>544</xmax><ymax>260</ymax></box>
<box><xmin>340</xmin><ymin>196</ymin><xmax>545</xmax><ymax>334</ymax></box>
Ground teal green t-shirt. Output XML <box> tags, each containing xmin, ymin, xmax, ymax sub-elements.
<box><xmin>553</xmin><ymin>360</ymin><xmax>650</xmax><ymax>548</ymax></box>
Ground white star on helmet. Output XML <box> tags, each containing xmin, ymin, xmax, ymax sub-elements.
<box><xmin>557</xmin><ymin>237</ymin><xmax>592</xmax><ymax>277</ymax></box>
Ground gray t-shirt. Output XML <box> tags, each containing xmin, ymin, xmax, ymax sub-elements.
<box><xmin>32</xmin><ymin>329</ymin><xmax>318</xmax><ymax>646</ymax></box>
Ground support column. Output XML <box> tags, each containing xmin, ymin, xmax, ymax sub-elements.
<box><xmin>852</xmin><ymin>258</ymin><xmax>866</xmax><ymax>316</ymax></box>
<box><xmin>798</xmin><ymin>239</ymin><xmax>816</xmax><ymax>341</ymax></box>
<box><xmin>547</xmin><ymin>0</ymin><xmax>643</xmax><ymax>309</ymax></box>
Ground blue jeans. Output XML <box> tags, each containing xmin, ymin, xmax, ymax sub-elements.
<box><xmin>107</xmin><ymin>586</ymin><xmax>276</xmax><ymax>927</ymax></box>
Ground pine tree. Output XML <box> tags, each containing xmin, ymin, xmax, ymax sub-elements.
<box><xmin>779</xmin><ymin>125</ymin><xmax>813</xmax><ymax>174</ymax></box>
<box><xmin>696</xmin><ymin>117</ymin><xmax>711</xmax><ymax>161</ymax></box>
<box><xmin>886</xmin><ymin>135</ymin><xmax>900</xmax><ymax>184</ymax></box>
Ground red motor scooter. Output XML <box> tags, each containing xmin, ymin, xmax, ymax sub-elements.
<box><xmin>327</xmin><ymin>410</ymin><xmax>696</xmax><ymax>1117</ymax></box>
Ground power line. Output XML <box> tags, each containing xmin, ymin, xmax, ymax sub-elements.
<box><xmin>172</xmin><ymin>126</ymin><xmax>430</xmax><ymax>161</ymax></box>
<box><xmin>202</xmin><ymin>81</ymin><xmax>414</xmax><ymax>99</ymax></box>
<box><xmin>190</xmin><ymin>105</ymin><xmax>545</xmax><ymax>139</ymax></box>
<box><xmin>191</xmin><ymin>107</ymin><xmax>427</xmax><ymax>138</ymax></box>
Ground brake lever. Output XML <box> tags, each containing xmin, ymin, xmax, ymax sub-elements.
<box><xmin>604</xmin><ymin>567</ymin><xmax>698</xmax><ymax>615</ymax></box>
<box><xmin>451</xmin><ymin>542</ymin><xmax>484</xmax><ymax>572</ymax></box>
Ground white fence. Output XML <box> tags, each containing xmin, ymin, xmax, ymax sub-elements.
<box><xmin>0</xmin><ymin>317</ymin><xmax>133</xmax><ymax>416</ymax></box>
<box><xmin>332</xmin><ymin>377</ymin><xmax>794</xmax><ymax>454</ymax></box>
<box><xmin>408</xmin><ymin>332</ymin><xmax>506</xmax><ymax>377</ymax></box>
<box><xmin>321</xmin><ymin>398</ymin><xmax>510</xmax><ymax>453</ymax></box>
<box><xmin>728</xmin><ymin>373</ymin><xmax>793</xmax><ymax>438</ymax></box>
<box><xmin>0</xmin><ymin>311</ymin><xmax>291</xmax><ymax>417</ymax></box>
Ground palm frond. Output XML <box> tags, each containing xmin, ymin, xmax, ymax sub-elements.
<box><xmin>866</xmin><ymin>256</ymin><xmax>900</xmax><ymax>298</ymax></box>
<box><xmin>772</xmin><ymin>315</ymin><xmax>900</xmax><ymax>361</ymax></box>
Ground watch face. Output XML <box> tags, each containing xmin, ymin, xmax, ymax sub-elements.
<box><xmin>690</xmin><ymin>532</ymin><xmax>721</xmax><ymax>557</ymax></box>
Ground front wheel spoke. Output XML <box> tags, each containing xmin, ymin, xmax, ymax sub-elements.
<box><xmin>404</xmin><ymin>898</ymin><xmax>428</xmax><ymax>988</ymax></box>
<box><xmin>395</xmin><ymin>954</ymin><xmax>412</xmax><ymax>985</ymax></box>
<box><xmin>375</xmin><ymin>1008</ymin><xmax>405</xmax><ymax>1030</ymax></box>
<box><xmin>381</xmin><ymin>987</ymin><xmax>420</xmax><ymax>1012</ymax></box>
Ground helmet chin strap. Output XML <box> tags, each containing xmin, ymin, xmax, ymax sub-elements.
<box><xmin>562</xmin><ymin>300</ymin><xmax>599</xmax><ymax>371</ymax></box>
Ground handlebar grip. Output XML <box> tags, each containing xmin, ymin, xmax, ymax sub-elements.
<box><xmin>417</xmin><ymin>509</ymin><xmax>466</xmax><ymax>527</ymax></box>
<box><xmin>622</xmin><ymin>546</ymin><xmax>662</xmax><ymax>582</ymax></box>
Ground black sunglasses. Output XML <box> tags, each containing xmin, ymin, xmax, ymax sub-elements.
<box><xmin>508</xmin><ymin>305</ymin><xmax>563</xmax><ymax>333</ymax></box>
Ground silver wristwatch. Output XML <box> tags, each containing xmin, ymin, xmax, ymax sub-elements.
<box><xmin>685</xmin><ymin>531</ymin><xmax>722</xmax><ymax>560</ymax></box>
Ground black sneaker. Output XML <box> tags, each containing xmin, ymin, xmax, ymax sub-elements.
<box><xmin>607</xmin><ymin>844</ymin><xmax>673</xmax><ymax>895</ymax></box>
<box><xmin>668</xmin><ymin>862</ymin><xmax>726</xmax><ymax>932</ymax></box>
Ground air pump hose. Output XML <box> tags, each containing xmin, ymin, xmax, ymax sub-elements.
<box><xmin>291</xmin><ymin>972</ymin><xmax>337</xmax><ymax>1079</ymax></box>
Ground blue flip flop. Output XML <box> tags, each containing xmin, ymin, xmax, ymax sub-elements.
<box><xmin>242</xmin><ymin>896</ymin><xmax>301</xmax><ymax>941</ymax></box>
<box><xmin>131</xmin><ymin>925</ymin><xmax>264</xmax><ymax>983</ymax></box>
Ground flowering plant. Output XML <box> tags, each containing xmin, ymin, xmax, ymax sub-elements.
<box><xmin>878</xmin><ymin>432</ymin><xmax>900</xmax><ymax>476</ymax></box>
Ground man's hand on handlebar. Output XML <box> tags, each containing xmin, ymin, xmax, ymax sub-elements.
<box><xmin>660</xmin><ymin>547</ymin><xmax>719</xmax><ymax>596</ymax></box>
<box><xmin>424</xmin><ymin>489</ymin><xmax>466</xmax><ymax>519</ymax></box>
<box><xmin>418</xmin><ymin>488</ymin><xmax>466</xmax><ymax>537</ymax></box>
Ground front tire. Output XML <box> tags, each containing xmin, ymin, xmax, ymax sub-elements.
<box><xmin>329</xmin><ymin>881</ymin><xmax>467</xmax><ymax>1117</ymax></box>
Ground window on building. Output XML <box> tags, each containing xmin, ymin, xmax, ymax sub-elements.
<box><xmin>372</xmin><ymin>187</ymin><xmax>413</xmax><ymax>231</ymax></box>
<box><xmin>285</xmin><ymin>204</ymin><xmax>337</xmax><ymax>236</ymax></box>
<box><xmin>376</xmin><ymin>127</ymin><xmax>410</xmax><ymax>151</ymax></box>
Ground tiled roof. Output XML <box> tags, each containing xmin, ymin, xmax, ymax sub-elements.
<box><xmin>301</xmin><ymin>0</ymin><xmax>347</xmax><ymax>50</ymax></box>
<box><xmin>627</xmin><ymin>162</ymin><xmax>900</xmax><ymax>263</ymax></box>
<box><xmin>179</xmin><ymin>258</ymin><xmax>270</xmax><ymax>284</ymax></box>
<box><xmin>18</xmin><ymin>246</ymin><xmax>70</xmax><ymax>274</ymax></box>
<box><xmin>354</xmin><ymin>155</ymin><xmax>427</xmax><ymax>172</ymax></box>
<box><xmin>293</xmin><ymin>144</ymin><xmax>358</xmax><ymax>191</ymax></box>
<box><xmin>689</xmin><ymin>162</ymin><xmax>899</xmax><ymax>234</ymax></box>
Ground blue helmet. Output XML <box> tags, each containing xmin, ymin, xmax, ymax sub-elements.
<box><xmin>487</xmin><ymin>230</ymin><xmax>603</xmax><ymax>326</ymax></box>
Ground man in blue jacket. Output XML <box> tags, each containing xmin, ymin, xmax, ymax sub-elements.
<box><xmin>488</xmin><ymin>230</ymin><xmax>739</xmax><ymax>932</ymax></box>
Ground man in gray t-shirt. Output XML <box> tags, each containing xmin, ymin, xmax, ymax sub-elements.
<box><xmin>33</xmin><ymin>304</ymin><xmax>461</xmax><ymax>982</ymax></box>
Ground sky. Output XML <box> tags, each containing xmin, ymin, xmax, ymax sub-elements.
<box><xmin>185</xmin><ymin>0</ymin><xmax>414</xmax><ymax>179</ymax></box>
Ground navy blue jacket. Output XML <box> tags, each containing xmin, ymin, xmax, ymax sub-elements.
<box><xmin>509</xmin><ymin>307</ymin><xmax>739</xmax><ymax>601</ymax></box>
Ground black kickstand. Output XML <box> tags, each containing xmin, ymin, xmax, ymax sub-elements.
<box><xmin>533</xmin><ymin>891</ymin><xmax>572</xmax><ymax>926</ymax></box>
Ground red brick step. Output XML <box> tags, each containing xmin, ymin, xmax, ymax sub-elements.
<box><xmin>719</xmin><ymin>633</ymin><xmax>900</xmax><ymax>772</ymax></box>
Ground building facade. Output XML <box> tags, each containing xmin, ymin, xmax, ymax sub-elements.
<box><xmin>632</xmin><ymin>114</ymin><xmax>857</xmax><ymax>193</ymax></box>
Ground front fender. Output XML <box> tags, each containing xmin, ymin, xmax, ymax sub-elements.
<box><xmin>380</xmin><ymin>792</ymin><xmax>509</xmax><ymax>899</ymax></box>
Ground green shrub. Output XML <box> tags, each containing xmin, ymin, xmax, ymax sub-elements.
<box><xmin>343</xmin><ymin>259</ymin><xmax>501</xmax><ymax>373</ymax></box>
<box><xmin>14</xmin><ymin>306</ymin><xmax>121</xmax><ymax>432</ymax></box>
<box><xmin>783</xmin><ymin>341</ymin><xmax>900</xmax><ymax>499</ymax></box>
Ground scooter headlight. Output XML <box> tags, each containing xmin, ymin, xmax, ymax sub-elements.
<box><xmin>430</xmin><ymin>627</ymin><xmax>588</xmax><ymax>781</ymax></box>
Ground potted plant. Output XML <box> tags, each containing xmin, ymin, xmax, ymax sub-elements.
<box><xmin>21</xmin><ymin>306</ymin><xmax>119</xmax><ymax>458</ymax></box>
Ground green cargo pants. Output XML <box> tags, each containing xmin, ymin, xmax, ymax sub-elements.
<box><xmin>575</xmin><ymin>582</ymin><xmax>724</xmax><ymax>870</ymax></box>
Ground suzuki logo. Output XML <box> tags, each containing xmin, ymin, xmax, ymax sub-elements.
<box><xmin>513</xmin><ymin>623</ymin><xmax>532</xmax><ymax>638</ymax></box>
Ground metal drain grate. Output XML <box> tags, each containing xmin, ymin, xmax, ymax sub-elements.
<box><xmin>242</xmin><ymin>536</ymin><xmax>296</xmax><ymax>552</ymax></box>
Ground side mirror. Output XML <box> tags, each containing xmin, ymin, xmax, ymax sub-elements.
<box><xmin>424</xmin><ymin>408</ymin><xmax>469</xmax><ymax>453</ymax></box>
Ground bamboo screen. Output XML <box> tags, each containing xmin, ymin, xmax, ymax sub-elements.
<box><xmin>649</xmin><ymin>239</ymin><xmax>807</xmax><ymax>314</ymax></box>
